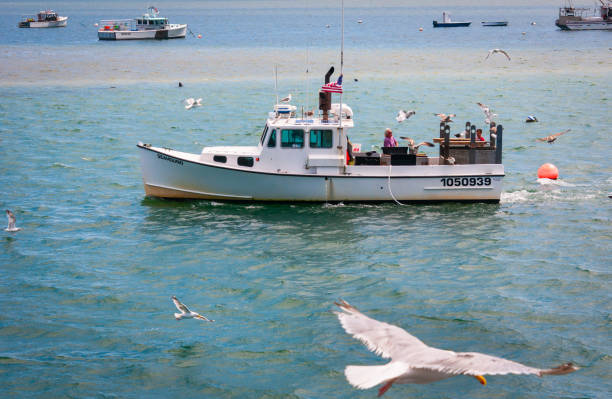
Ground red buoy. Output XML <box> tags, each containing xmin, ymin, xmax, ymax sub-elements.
<box><xmin>537</xmin><ymin>163</ymin><xmax>559</xmax><ymax>180</ymax></box>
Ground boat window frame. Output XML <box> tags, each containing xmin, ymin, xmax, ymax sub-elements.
<box><xmin>259</xmin><ymin>125</ymin><xmax>269</xmax><ymax>146</ymax></box>
<box><xmin>267</xmin><ymin>129</ymin><xmax>277</xmax><ymax>148</ymax></box>
<box><xmin>280</xmin><ymin>129</ymin><xmax>305</xmax><ymax>149</ymax></box>
<box><xmin>309</xmin><ymin>129</ymin><xmax>334</xmax><ymax>149</ymax></box>
<box><xmin>237</xmin><ymin>157</ymin><xmax>254</xmax><ymax>167</ymax></box>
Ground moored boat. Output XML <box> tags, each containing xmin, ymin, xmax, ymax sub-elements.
<box><xmin>433</xmin><ymin>12</ymin><xmax>471</xmax><ymax>27</ymax></box>
<box><xmin>18</xmin><ymin>10</ymin><xmax>67</xmax><ymax>28</ymax></box>
<box><xmin>555</xmin><ymin>0</ymin><xmax>612</xmax><ymax>30</ymax></box>
<box><xmin>98</xmin><ymin>7</ymin><xmax>187</xmax><ymax>40</ymax></box>
<box><xmin>137</xmin><ymin>69</ymin><xmax>505</xmax><ymax>203</ymax></box>
<box><xmin>481</xmin><ymin>21</ymin><xmax>508</xmax><ymax>26</ymax></box>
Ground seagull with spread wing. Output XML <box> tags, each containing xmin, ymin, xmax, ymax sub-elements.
<box><xmin>280</xmin><ymin>94</ymin><xmax>292</xmax><ymax>103</ymax></box>
<box><xmin>335</xmin><ymin>300</ymin><xmax>577</xmax><ymax>397</ymax></box>
<box><xmin>172</xmin><ymin>296</ymin><xmax>214</xmax><ymax>322</ymax></box>
<box><xmin>476</xmin><ymin>102</ymin><xmax>497</xmax><ymax>124</ymax></box>
<box><xmin>434</xmin><ymin>113</ymin><xmax>455</xmax><ymax>123</ymax></box>
<box><xmin>184</xmin><ymin>98</ymin><xmax>203</xmax><ymax>110</ymax></box>
<box><xmin>485</xmin><ymin>48</ymin><xmax>511</xmax><ymax>61</ymax></box>
<box><xmin>5</xmin><ymin>210</ymin><xmax>21</xmax><ymax>232</ymax></box>
<box><xmin>400</xmin><ymin>137</ymin><xmax>434</xmax><ymax>154</ymax></box>
<box><xmin>537</xmin><ymin>129</ymin><xmax>570</xmax><ymax>144</ymax></box>
<box><xmin>396</xmin><ymin>110</ymin><xmax>415</xmax><ymax>123</ymax></box>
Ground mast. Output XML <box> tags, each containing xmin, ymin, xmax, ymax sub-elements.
<box><xmin>339</xmin><ymin>0</ymin><xmax>344</xmax><ymax>130</ymax></box>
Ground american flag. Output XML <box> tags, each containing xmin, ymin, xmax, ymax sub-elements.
<box><xmin>321</xmin><ymin>75</ymin><xmax>343</xmax><ymax>93</ymax></box>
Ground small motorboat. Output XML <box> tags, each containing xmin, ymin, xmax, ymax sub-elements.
<box><xmin>481</xmin><ymin>21</ymin><xmax>508</xmax><ymax>26</ymax></box>
<box><xmin>18</xmin><ymin>10</ymin><xmax>67</xmax><ymax>28</ymax></box>
<box><xmin>433</xmin><ymin>12</ymin><xmax>471</xmax><ymax>27</ymax></box>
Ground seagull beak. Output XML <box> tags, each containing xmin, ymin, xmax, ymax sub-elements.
<box><xmin>474</xmin><ymin>375</ymin><xmax>487</xmax><ymax>386</ymax></box>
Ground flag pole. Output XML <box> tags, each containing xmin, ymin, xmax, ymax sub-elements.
<box><xmin>339</xmin><ymin>0</ymin><xmax>344</xmax><ymax>140</ymax></box>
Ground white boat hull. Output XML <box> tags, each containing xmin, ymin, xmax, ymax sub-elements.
<box><xmin>138</xmin><ymin>145</ymin><xmax>504</xmax><ymax>202</ymax></box>
<box><xmin>555</xmin><ymin>21</ymin><xmax>612</xmax><ymax>30</ymax></box>
<box><xmin>98</xmin><ymin>24</ymin><xmax>187</xmax><ymax>40</ymax></box>
<box><xmin>19</xmin><ymin>16</ymin><xmax>67</xmax><ymax>28</ymax></box>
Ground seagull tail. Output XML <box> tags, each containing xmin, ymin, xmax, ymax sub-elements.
<box><xmin>345</xmin><ymin>362</ymin><xmax>409</xmax><ymax>390</ymax></box>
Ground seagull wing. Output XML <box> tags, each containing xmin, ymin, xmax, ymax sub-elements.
<box><xmin>499</xmin><ymin>49</ymin><xmax>511</xmax><ymax>60</ymax></box>
<box><xmin>485</xmin><ymin>50</ymin><xmax>493</xmax><ymax>60</ymax></box>
<box><xmin>536</xmin><ymin>137</ymin><xmax>549</xmax><ymax>142</ymax></box>
<box><xmin>551</xmin><ymin>129</ymin><xmax>570</xmax><ymax>138</ymax></box>
<box><xmin>416</xmin><ymin>142</ymin><xmax>435</xmax><ymax>148</ymax></box>
<box><xmin>194</xmin><ymin>314</ymin><xmax>214</xmax><ymax>322</ymax></box>
<box><xmin>335</xmin><ymin>300</ymin><xmax>429</xmax><ymax>359</ymax></box>
<box><xmin>396</xmin><ymin>110</ymin><xmax>406</xmax><ymax>122</ymax></box>
<box><xmin>172</xmin><ymin>296</ymin><xmax>190</xmax><ymax>313</ymax></box>
<box><xmin>412</xmin><ymin>351</ymin><xmax>542</xmax><ymax>377</ymax></box>
<box><xmin>7</xmin><ymin>210</ymin><xmax>16</xmax><ymax>225</ymax></box>
<box><xmin>195</xmin><ymin>98</ymin><xmax>203</xmax><ymax>105</ymax></box>
<box><xmin>399</xmin><ymin>137</ymin><xmax>414</xmax><ymax>146</ymax></box>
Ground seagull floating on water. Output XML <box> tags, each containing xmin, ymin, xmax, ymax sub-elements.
<box><xmin>526</xmin><ymin>115</ymin><xmax>538</xmax><ymax>123</ymax></box>
<box><xmin>172</xmin><ymin>296</ymin><xmax>214</xmax><ymax>322</ymax></box>
<box><xmin>280</xmin><ymin>94</ymin><xmax>292</xmax><ymax>103</ymax></box>
<box><xmin>5</xmin><ymin>210</ymin><xmax>21</xmax><ymax>232</ymax></box>
<box><xmin>335</xmin><ymin>300</ymin><xmax>578</xmax><ymax>397</ymax></box>
<box><xmin>537</xmin><ymin>129</ymin><xmax>570</xmax><ymax>144</ymax></box>
<box><xmin>184</xmin><ymin>98</ymin><xmax>202</xmax><ymax>110</ymax></box>
<box><xmin>434</xmin><ymin>113</ymin><xmax>455</xmax><ymax>123</ymax></box>
<box><xmin>396</xmin><ymin>110</ymin><xmax>415</xmax><ymax>123</ymax></box>
<box><xmin>485</xmin><ymin>48</ymin><xmax>511</xmax><ymax>61</ymax></box>
<box><xmin>476</xmin><ymin>102</ymin><xmax>497</xmax><ymax>124</ymax></box>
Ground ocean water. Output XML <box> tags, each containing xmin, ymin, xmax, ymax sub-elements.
<box><xmin>1</xmin><ymin>1</ymin><xmax>611</xmax><ymax>398</ymax></box>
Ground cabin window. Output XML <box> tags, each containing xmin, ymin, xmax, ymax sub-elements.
<box><xmin>213</xmin><ymin>155</ymin><xmax>227</xmax><ymax>163</ymax></box>
<box><xmin>267</xmin><ymin>129</ymin><xmax>276</xmax><ymax>147</ymax></box>
<box><xmin>309</xmin><ymin>129</ymin><xmax>333</xmax><ymax>148</ymax></box>
<box><xmin>237</xmin><ymin>157</ymin><xmax>254</xmax><ymax>167</ymax></box>
<box><xmin>259</xmin><ymin>125</ymin><xmax>269</xmax><ymax>145</ymax></box>
<box><xmin>281</xmin><ymin>129</ymin><xmax>304</xmax><ymax>148</ymax></box>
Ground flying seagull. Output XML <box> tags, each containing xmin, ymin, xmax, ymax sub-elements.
<box><xmin>5</xmin><ymin>210</ymin><xmax>21</xmax><ymax>232</ymax></box>
<box><xmin>172</xmin><ymin>296</ymin><xmax>214</xmax><ymax>322</ymax></box>
<box><xmin>280</xmin><ymin>94</ymin><xmax>292</xmax><ymax>103</ymax></box>
<box><xmin>400</xmin><ymin>136</ymin><xmax>434</xmax><ymax>154</ymax></box>
<box><xmin>396</xmin><ymin>110</ymin><xmax>416</xmax><ymax>123</ymax></box>
<box><xmin>476</xmin><ymin>102</ymin><xmax>497</xmax><ymax>124</ymax></box>
<box><xmin>485</xmin><ymin>48</ymin><xmax>511</xmax><ymax>61</ymax></box>
<box><xmin>184</xmin><ymin>98</ymin><xmax>203</xmax><ymax>110</ymax></box>
<box><xmin>434</xmin><ymin>113</ymin><xmax>455</xmax><ymax>123</ymax></box>
<box><xmin>536</xmin><ymin>129</ymin><xmax>570</xmax><ymax>143</ymax></box>
<box><xmin>335</xmin><ymin>300</ymin><xmax>578</xmax><ymax>397</ymax></box>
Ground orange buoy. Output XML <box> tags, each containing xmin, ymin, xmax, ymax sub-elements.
<box><xmin>197</xmin><ymin>34</ymin><xmax>202</xmax><ymax>39</ymax></box>
<box><xmin>537</xmin><ymin>163</ymin><xmax>559</xmax><ymax>179</ymax></box>
<box><xmin>419</xmin><ymin>27</ymin><xmax>423</xmax><ymax>31</ymax></box>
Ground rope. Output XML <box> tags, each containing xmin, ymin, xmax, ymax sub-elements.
<box><xmin>387</xmin><ymin>165</ymin><xmax>405</xmax><ymax>206</ymax></box>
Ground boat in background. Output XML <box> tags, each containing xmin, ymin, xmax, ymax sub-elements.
<box><xmin>98</xmin><ymin>6</ymin><xmax>187</xmax><ymax>40</ymax></box>
<box><xmin>481</xmin><ymin>21</ymin><xmax>508</xmax><ymax>27</ymax></box>
<box><xmin>555</xmin><ymin>0</ymin><xmax>612</xmax><ymax>30</ymax></box>
<box><xmin>18</xmin><ymin>10</ymin><xmax>67</xmax><ymax>28</ymax></box>
<box><xmin>433</xmin><ymin>12</ymin><xmax>471</xmax><ymax>27</ymax></box>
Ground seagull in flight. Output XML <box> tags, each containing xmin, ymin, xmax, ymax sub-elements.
<box><xmin>476</xmin><ymin>102</ymin><xmax>497</xmax><ymax>124</ymax></box>
<box><xmin>396</xmin><ymin>110</ymin><xmax>416</xmax><ymax>123</ymax></box>
<box><xmin>536</xmin><ymin>129</ymin><xmax>570</xmax><ymax>143</ymax></box>
<box><xmin>280</xmin><ymin>94</ymin><xmax>292</xmax><ymax>103</ymax></box>
<box><xmin>184</xmin><ymin>98</ymin><xmax>203</xmax><ymax>110</ymax></box>
<box><xmin>485</xmin><ymin>48</ymin><xmax>511</xmax><ymax>61</ymax></box>
<box><xmin>5</xmin><ymin>210</ymin><xmax>21</xmax><ymax>232</ymax></box>
<box><xmin>400</xmin><ymin>137</ymin><xmax>435</xmax><ymax>154</ymax></box>
<box><xmin>172</xmin><ymin>296</ymin><xmax>214</xmax><ymax>322</ymax></box>
<box><xmin>434</xmin><ymin>113</ymin><xmax>455</xmax><ymax>123</ymax></box>
<box><xmin>335</xmin><ymin>300</ymin><xmax>578</xmax><ymax>397</ymax></box>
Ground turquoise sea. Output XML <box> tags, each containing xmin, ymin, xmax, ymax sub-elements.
<box><xmin>1</xmin><ymin>1</ymin><xmax>610</xmax><ymax>398</ymax></box>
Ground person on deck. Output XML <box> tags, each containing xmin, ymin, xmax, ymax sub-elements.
<box><xmin>476</xmin><ymin>129</ymin><xmax>486</xmax><ymax>142</ymax></box>
<box><xmin>383</xmin><ymin>128</ymin><xmax>398</xmax><ymax>147</ymax></box>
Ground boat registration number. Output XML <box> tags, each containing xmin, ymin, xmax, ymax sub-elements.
<box><xmin>440</xmin><ymin>177</ymin><xmax>491</xmax><ymax>187</ymax></box>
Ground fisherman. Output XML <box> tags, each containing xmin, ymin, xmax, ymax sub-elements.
<box><xmin>383</xmin><ymin>128</ymin><xmax>398</xmax><ymax>147</ymax></box>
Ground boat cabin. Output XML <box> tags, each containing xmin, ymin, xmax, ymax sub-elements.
<box><xmin>37</xmin><ymin>10</ymin><xmax>59</xmax><ymax>22</ymax></box>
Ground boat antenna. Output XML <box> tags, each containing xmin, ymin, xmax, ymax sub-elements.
<box><xmin>339</xmin><ymin>0</ymin><xmax>344</xmax><ymax>131</ymax></box>
<box><xmin>274</xmin><ymin>64</ymin><xmax>278</xmax><ymax>105</ymax></box>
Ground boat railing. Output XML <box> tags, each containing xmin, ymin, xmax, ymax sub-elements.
<box><xmin>559</xmin><ymin>6</ymin><xmax>591</xmax><ymax>17</ymax></box>
<box><xmin>98</xmin><ymin>19</ymin><xmax>135</xmax><ymax>31</ymax></box>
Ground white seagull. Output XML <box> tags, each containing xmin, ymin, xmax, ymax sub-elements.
<box><xmin>396</xmin><ymin>110</ymin><xmax>416</xmax><ymax>123</ymax></box>
<box><xmin>476</xmin><ymin>102</ymin><xmax>497</xmax><ymax>124</ymax></box>
<box><xmin>485</xmin><ymin>48</ymin><xmax>511</xmax><ymax>61</ymax></box>
<box><xmin>399</xmin><ymin>137</ymin><xmax>434</xmax><ymax>154</ymax></box>
<box><xmin>5</xmin><ymin>210</ymin><xmax>21</xmax><ymax>232</ymax></box>
<box><xmin>280</xmin><ymin>94</ymin><xmax>292</xmax><ymax>103</ymax></box>
<box><xmin>335</xmin><ymin>300</ymin><xmax>578</xmax><ymax>397</ymax></box>
<box><xmin>172</xmin><ymin>296</ymin><xmax>214</xmax><ymax>322</ymax></box>
<box><xmin>184</xmin><ymin>98</ymin><xmax>203</xmax><ymax>110</ymax></box>
<box><xmin>434</xmin><ymin>113</ymin><xmax>455</xmax><ymax>123</ymax></box>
